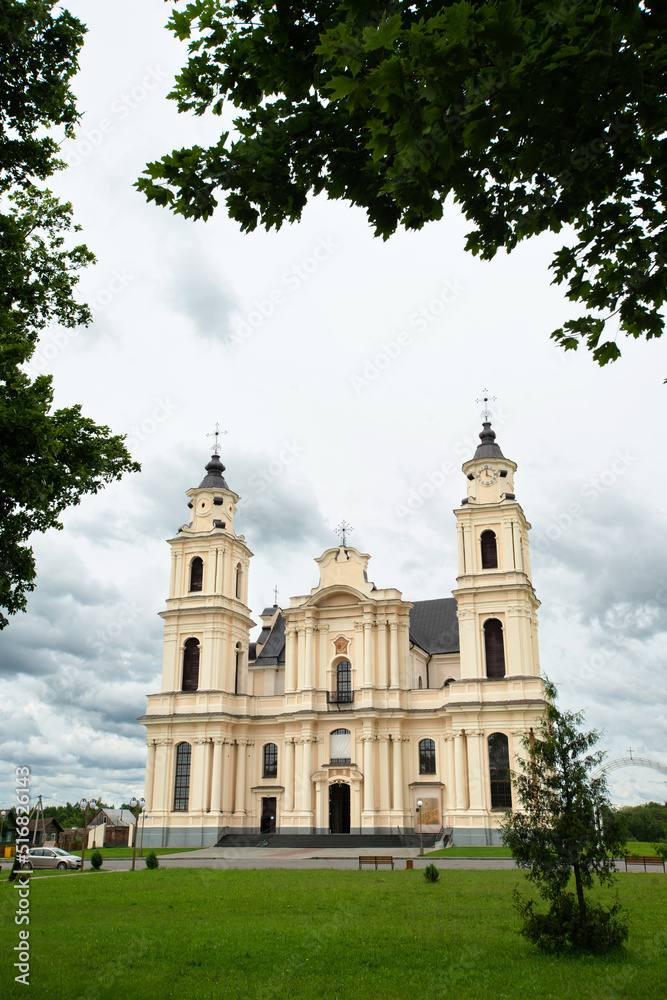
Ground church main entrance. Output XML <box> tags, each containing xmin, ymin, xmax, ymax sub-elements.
<box><xmin>329</xmin><ymin>783</ymin><xmax>350</xmax><ymax>834</ymax></box>
<box><xmin>260</xmin><ymin>797</ymin><xmax>276</xmax><ymax>835</ymax></box>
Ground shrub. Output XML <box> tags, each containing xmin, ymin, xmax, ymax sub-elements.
<box><xmin>90</xmin><ymin>850</ymin><xmax>103</xmax><ymax>870</ymax></box>
<box><xmin>513</xmin><ymin>890</ymin><xmax>628</xmax><ymax>953</ymax></box>
<box><xmin>145</xmin><ymin>850</ymin><xmax>159</xmax><ymax>870</ymax></box>
<box><xmin>423</xmin><ymin>863</ymin><xmax>440</xmax><ymax>883</ymax></box>
<box><xmin>653</xmin><ymin>842</ymin><xmax>667</xmax><ymax>860</ymax></box>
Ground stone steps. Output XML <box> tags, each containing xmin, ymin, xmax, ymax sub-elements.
<box><xmin>217</xmin><ymin>832</ymin><xmax>441</xmax><ymax>849</ymax></box>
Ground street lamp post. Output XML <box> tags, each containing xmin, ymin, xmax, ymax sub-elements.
<box><xmin>417</xmin><ymin>799</ymin><xmax>423</xmax><ymax>856</ymax></box>
<box><xmin>129</xmin><ymin>797</ymin><xmax>145</xmax><ymax>871</ymax></box>
<box><xmin>0</xmin><ymin>809</ymin><xmax>7</xmax><ymax>855</ymax></box>
<box><xmin>139</xmin><ymin>809</ymin><xmax>147</xmax><ymax>858</ymax></box>
<box><xmin>78</xmin><ymin>798</ymin><xmax>97</xmax><ymax>874</ymax></box>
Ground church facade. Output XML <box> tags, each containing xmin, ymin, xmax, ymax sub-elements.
<box><xmin>139</xmin><ymin>421</ymin><xmax>548</xmax><ymax>847</ymax></box>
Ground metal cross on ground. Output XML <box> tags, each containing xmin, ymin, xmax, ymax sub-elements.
<box><xmin>335</xmin><ymin>520</ymin><xmax>353</xmax><ymax>546</ymax></box>
<box><xmin>206</xmin><ymin>423</ymin><xmax>228</xmax><ymax>455</ymax></box>
<box><xmin>475</xmin><ymin>389</ymin><xmax>497</xmax><ymax>422</ymax></box>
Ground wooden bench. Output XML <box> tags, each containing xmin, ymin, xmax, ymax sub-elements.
<box><xmin>359</xmin><ymin>855</ymin><xmax>394</xmax><ymax>870</ymax></box>
<box><xmin>623</xmin><ymin>855</ymin><xmax>666</xmax><ymax>872</ymax></box>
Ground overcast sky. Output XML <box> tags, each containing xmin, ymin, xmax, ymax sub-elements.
<box><xmin>1</xmin><ymin>1</ymin><xmax>666</xmax><ymax>813</ymax></box>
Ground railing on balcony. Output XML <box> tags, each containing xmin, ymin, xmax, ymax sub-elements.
<box><xmin>326</xmin><ymin>690</ymin><xmax>354</xmax><ymax>705</ymax></box>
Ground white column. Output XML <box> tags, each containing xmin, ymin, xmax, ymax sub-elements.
<box><xmin>389</xmin><ymin>623</ymin><xmax>399</xmax><ymax>688</ymax></box>
<box><xmin>190</xmin><ymin>739</ymin><xmax>209</xmax><ymax>812</ymax></box>
<box><xmin>444</xmin><ymin>733</ymin><xmax>456</xmax><ymax>815</ymax></box>
<box><xmin>144</xmin><ymin>740</ymin><xmax>157</xmax><ymax>811</ymax></box>
<box><xmin>302</xmin><ymin>738</ymin><xmax>313</xmax><ymax>817</ymax></box>
<box><xmin>454</xmin><ymin>730</ymin><xmax>469</xmax><ymax>810</ymax></box>
<box><xmin>221</xmin><ymin>740</ymin><xmax>234</xmax><ymax>815</ymax></box>
<box><xmin>285</xmin><ymin>628</ymin><xmax>297</xmax><ymax>692</ymax></box>
<box><xmin>294</xmin><ymin>741</ymin><xmax>304</xmax><ymax>811</ymax></box>
<box><xmin>284</xmin><ymin>739</ymin><xmax>295</xmax><ymax>812</ymax></box>
<box><xmin>151</xmin><ymin>740</ymin><xmax>171</xmax><ymax>812</ymax></box>
<box><xmin>391</xmin><ymin>737</ymin><xmax>404</xmax><ymax>814</ymax></box>
<box><xmin>234</xmin><ymin>740</ymin><xmax>248</xmax><ymax>814</ymax></box>
<box><xmin>378</xmin><ymin>624</ymin><xmax>388</xmax><ymax>687</ymax></box>
<box><xmin>304</xmin><ymin>626</ymin><xmax>315</xmax><ymax>689</ymax></box>
<box><xmin>210</xmin><ymin>739</ymin><xmax>223</xmax><ymax>813</ymax></box>
<box><xmin>363</xmin><ymin>621</ymin><xmax>373</xmax><ymax>686</ymax></box>
<box><xmin>467</xmin><ymin>730</ymin><xmax>486</xmax><ymax>810</ymax></box>
<box><xmin>379</xmin><ymin>739</ymin><xmax>390</xmax><ymax>814</ymax></box>
<box><xmin>363</xmin><ymin>737</ymin><xmax>376</xmax><ymax>813</ymax></box>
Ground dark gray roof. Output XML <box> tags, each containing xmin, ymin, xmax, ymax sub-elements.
<box><xmin>252</xmin><ymin>612</ymin><xmax>285</xmax><ymax>665</ymax></box>
<box><xmin>473</xmin><ymin>422</ymin><xmax>505</xmax><ymax>460</ymax></box>
<box><xmin>409</xmin><ymin>598</ymin><xmax>460</xmax><ymax>655</ymax></box>
<box><xmin>199</xmin><ymin>454</ymin><xmax>230</xmax><ymax>489</ymax></box>
<box><xmin>260</xmin><ymin>606</ymin><xmax>279</xmax><ymax>617</ymax></box>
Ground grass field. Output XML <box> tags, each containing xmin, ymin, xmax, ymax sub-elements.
<box><xmin>1</xmin><ymin>868</ymin><xmax>665</xmax><ymax>1000</ymax></box>
<box><xmin>425</xmin><ymin>841</ymin><xmax>661</xmax><ymax>858</ymax></box>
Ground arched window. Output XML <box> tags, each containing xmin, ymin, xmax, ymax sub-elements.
<box><xmin>182</xmin><ymin>638</ymin><xmax>200</xmax><ymax>691</ymax></box>
<box><xmin>336</xmin><ymin>660</ymin><xmax>352</xmax><ymax>702</ymax></box>
<box><xmin>235</xmin><ymin>563</ymin><xmax>242</xmax><ymax>599</ymax></box>
<box><xmin>481</xmin><ymin>530</ymin><xmax>498</xmax><ymax>569</ymax></box>
<box><xmin>330</xmin><ymin>728</ymin><xmax>351</xmax><ymax>764</ymax></box>
<box><xmin>189</xmin><ymin>557</ymin><xmax>203</xmax><ymax>592</ymax></box>
<box><xmin>484</xmin><ymin>619</ymin><xmax>506</xmax><ymax>678</ymax></box>
<box><xmin>419</xmin><ymin>738</ymin><xmax>436</xmax><ymax>774</ymax></box>
<box><xmin>418</xmin><ymin>676</ymin><xmax>423</xmax><ymax>689</ymax></box>
<box><xmin>263</xmin><ymin>743</ymin><xmax>278</xmax><ymax>778</ymax></box>
<box><xmin>235</xmin><ymin>642</ymin><xmax>242</xmax><ymax>695</ymax></box>
<box><xmin>173</xmin><ymin>742</ymin><xmax>191</xmax><ymax>811</ymax></box>
<box><xmin>488</xmin><ymin>733</ymin><xmax>512</xmax><ymax>808</ymax></box>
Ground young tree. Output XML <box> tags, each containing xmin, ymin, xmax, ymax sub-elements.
<box><xmin>0</xmin><ymin>2</ymin><xmax>139</xmax><ymax>626</ymax></box>
<box><xmin>501</xmin><ymin>680</ymin><xmax>628</xmax><ymax>952</ymax></box>
<box><xmin>138</xmin><ymin>1</ymin><xmax>667</xmax><ymax>367</ymax></box>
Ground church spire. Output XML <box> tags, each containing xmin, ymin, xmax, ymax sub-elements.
<box><xmin>199</xmin><ymin>453</ymin><xmax>229</xmax><ymax>489</ymax></box>
<box><xmin>473</xmin><ymin>421</ymin><xmax>505</xmax><ymax>461</ymax></box>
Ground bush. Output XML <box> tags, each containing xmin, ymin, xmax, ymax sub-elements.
<box><xmin>90</xmin><ymin>850</ymin><xmax>103</xmax><ymax>870</ymax></box>
<box><xmin>653</xmin><ymin>842</ymin><xmax>667</xmax><ymax>860</ymax></box>
<box><xmin>145</xmin><ymin>850</ymin><xmax>159</xmax><ymax>870</ymax></box>
<box><xmin>513</xmin><ymin>891</ymin><xmax>628</xmax><ymax>953</ymax></box>
<box><xmin>423</xmin><ymin>863</ymin><xmax>440</xmax><ymax>883</ymax></box>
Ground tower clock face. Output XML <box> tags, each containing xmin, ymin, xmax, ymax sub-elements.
<box><xmin>476</xmin><ymin>465</ymin><xmax>499</xmax><ymax>486</ymax></box>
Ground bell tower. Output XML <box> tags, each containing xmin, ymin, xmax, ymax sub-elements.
<box><xmin>158</xmin><ymin>448</ymin><xmax>255</xmax><ymax>695</ymax></box>
<box><xmin>453</xmin><ymin>418</ymin><xmax>540</xmax><ymax>681</ymax></box>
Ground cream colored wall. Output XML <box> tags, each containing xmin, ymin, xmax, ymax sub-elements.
<box><xmin>141</xmin><ymin>441</ymin><xmax>548</xmax><ymax>841</ymax></box>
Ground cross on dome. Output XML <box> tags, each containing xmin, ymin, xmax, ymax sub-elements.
<box><xmin>475</xmin><ymin>389</ymin><xmax>497</xmax><ymax>423</ymax></box>
<box><xmin>335</xmin><ymin>520</ymin><xmax>353</xmax><ymax>546</ymax></box>
<box><xmin>206</xmin><ymin>423</ymin><xmax>228</xmax><ymax>456</ymax></box>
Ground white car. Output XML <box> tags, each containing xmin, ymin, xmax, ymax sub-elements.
<box><xmin>21</xmin><ymin>847</ymin><xmax>82</xmax><ymax>870</ymax></box>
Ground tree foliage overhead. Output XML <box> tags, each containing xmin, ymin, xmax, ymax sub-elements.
<box><xmin>501</xmin><ymin>680</ymin><xmax>628</xmax><ymax>951</ymax></box>
<box><xmin>138</xmin><ymin>0</ymin><xmax>667</xmax><ymax>365</ymax></box>
<box><xmin>0</xmin><ymin>1</ymin><xmax>139</xmax><ymax>628</ymax></box>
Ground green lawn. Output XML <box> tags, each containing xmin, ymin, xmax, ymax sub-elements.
<box><xmin>426</xmin><ymin>841</ymin><xmax>660</xmax><ymax>859</ymax></box>
<box><xmin>1</xmin><ymin>868</ymin><xmax>665</xmax><ymax>1000</ymax></box>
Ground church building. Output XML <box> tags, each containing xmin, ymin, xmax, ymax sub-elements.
<box><xmin>139</xmin><ymin>420</ymin><xmax>548</xmax><ymax>847</ymax></box>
